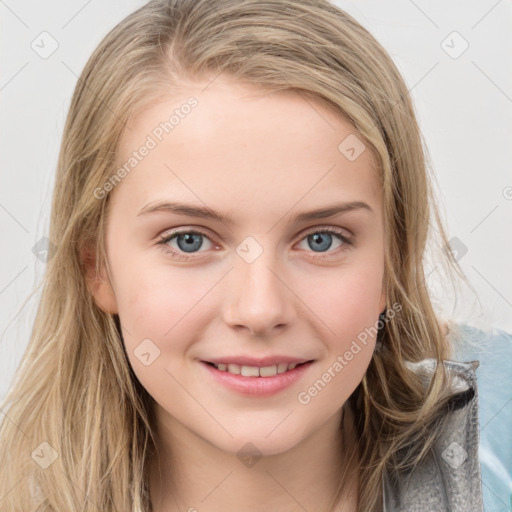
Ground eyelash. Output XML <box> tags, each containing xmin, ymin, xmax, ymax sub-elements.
<box><xmin>156</xmin><ymin>226</ymin><xmax>354</xmax><ymax>262</ymax></box>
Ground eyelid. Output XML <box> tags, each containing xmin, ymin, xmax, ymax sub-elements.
<box><xmin>157</xmin><ymin>226</ymin><xmax>219</xmax><ymax>246</ymax></box>
<box><xmin>300</xmin><ymin>224</ymin><xmax>353</xmax><ymax>241</ymax></box>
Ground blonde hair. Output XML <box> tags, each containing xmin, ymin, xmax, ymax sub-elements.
<box><xmin>0</xmin><ymin>1</ymin><xmax>474</xmax><ymax>511</ymax></box>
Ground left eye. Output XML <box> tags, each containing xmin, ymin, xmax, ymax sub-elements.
<box><xmin>157</xmin><ymin>227</ymin><xmax>353</xmax><ymax>260</ymax></box>
<box><xmin>157</xmin><ymin>230</ymin><xmax>215</xmax><ymax>260</ymax></box>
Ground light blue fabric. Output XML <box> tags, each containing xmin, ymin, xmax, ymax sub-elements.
<box><xmin>451</xmin><ymin>323</ymin><xmax>512</xmax><ymax>512</ymax></box>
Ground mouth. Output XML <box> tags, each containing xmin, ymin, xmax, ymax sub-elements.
<box><xmin>202</xmin><ymin>360</ymin><xmax>314</xmax><ymax>378</ymax></box>
<box><xmin>200</xmin><ymin>359</ymin><xmax>315</xmax><ymax>396</ymax></box>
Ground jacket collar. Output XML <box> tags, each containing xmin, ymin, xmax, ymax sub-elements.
<box><xmin>382</xmin><ymin>359</ymin><xmax>483</xmax><ymax>512</ymax></box>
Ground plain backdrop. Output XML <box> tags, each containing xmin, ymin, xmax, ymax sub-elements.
<box><xmin>1</xmin><ymin>0</ymin><xmax>511</xmax><ymax>399</ymax></box>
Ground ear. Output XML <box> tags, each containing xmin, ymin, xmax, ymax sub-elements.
<box><xmin>81</xmin><ymin>243</ymin><xmax>118</xmax><ymax>314</ymax></box>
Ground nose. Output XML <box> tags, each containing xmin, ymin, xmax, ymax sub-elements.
<box><xmin>222</xmin><ymin>250</ymin><xmax>295</xmax><ymax>337</ymax></box>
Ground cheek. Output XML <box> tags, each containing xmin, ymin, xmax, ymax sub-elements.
<box><xmin>302</xmin><ymin>262</ymin><xmax>384</xmax><ymax>334</ymax></box>
<box><xmin>297</xmin><ymin>268</ymin><xmax>381</xmax><ymax>410</ymax></box>
<box><xmin>114</xmin><ymin>269</ymin><xmax>208</xmax><ymax>400</ymax></box>
<box><xmin>298</xmin><ymin>341</ymin><xmax>373</xmax><ymax>416</ymax></box>
<box><xmin>113</xmin><ymin>259</ymin><xmax>216</xmax><ymax>352</ymax></box>
<box><xmin>297</xmin><ymin>261</ymin><xmax>383</xmax><ymax>393</ymax></box>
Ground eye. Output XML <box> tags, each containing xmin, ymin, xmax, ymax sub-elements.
<box><xmin>297</xmin><ymin>227</ymin><xmax>353</xmax><ymax>258</ymax></box>
<box><xmin>157</xmin><ymin>229</ymin><xmax>216</xmax><ymax>261</ymax></box>
<box><xmin>157</xmin><ymin>226</ymin><xmax>354</xmax><ymax>261</ymax></box>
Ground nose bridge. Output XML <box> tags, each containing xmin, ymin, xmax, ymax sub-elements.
<box><xmin>224</xmin><ymin>235</ymin><xmax>294</xmax><ymax>334</ymax></box>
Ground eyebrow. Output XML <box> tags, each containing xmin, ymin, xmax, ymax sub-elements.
<box><xmin>137</xmin><ymin>200</ymin><xmax>372</xmax><ymax>224</ymax></box>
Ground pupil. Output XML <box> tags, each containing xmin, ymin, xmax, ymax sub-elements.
<box><xmin>178</xmin><ymin>233</ymin><xmax>202</xmax><ymax>252</ymax></box>
<box><xmin>310</xmin><ymin>232</ymin><xmax>331</xmax><ymax>252</ymax></box>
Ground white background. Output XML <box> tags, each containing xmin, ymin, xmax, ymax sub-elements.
<box><xmin>1</xmin><ymin>0</ymin><xmax>511</xmax><ymax>399</ymax></box>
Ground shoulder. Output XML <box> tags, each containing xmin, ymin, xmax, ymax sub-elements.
<box><xmin>450</xmin><ymin>323</ymin><xmax>512</xmax><ymax>512</ymax></box>
<box><xmin>383</xmin><ymin>334</ymin><xmax>484</xmax><ymax>512</ymax></box>
<box><xmin>383</xmin><ymin>323</ymin><xmax>512</xmax><ymax>512</ymax></box>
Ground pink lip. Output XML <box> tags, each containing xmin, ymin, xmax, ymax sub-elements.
<box><xmin>203</xmin><ymin>355</ymin><xmax>312</xmax><ymax>367</ymax></box>
<box><xmin>200</xmin><ymin>360</ymin><xmax>314</xmax><ymax>397</ymax></box>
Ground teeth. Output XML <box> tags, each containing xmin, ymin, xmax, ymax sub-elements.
<box><xmin>227</xmin><ymin>363</ymin><xmax>241</xmax><ymax>375</ymax></box>
<box><xmin>241</xmin><ymin>365</ymin><xmax>259</xmax><ymax>377</ymax></box>
<box><xmin>213</xmin><ymin>362</ymin><xmax>304</xmax><ymax>377</ymax></box>
<box><xmin>277</xmin><ymin>363</ymin><xmax>289</xmax><ymax>374</ymax></box>
<box><xmin>260</xmin><ymin>365</ymin><xmax>277</xmax><ymax>377</ymax></box>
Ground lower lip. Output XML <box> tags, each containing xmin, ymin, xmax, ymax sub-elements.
<box><xmin>200</xmin><ymin>361</ymin><xmax>314</xmax><ymax>397</ymax></box>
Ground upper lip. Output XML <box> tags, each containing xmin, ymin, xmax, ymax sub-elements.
<box><xmin>202</xmin><ymin>356</ymin><xmax>314</xmax><ymax>367</ymax></box>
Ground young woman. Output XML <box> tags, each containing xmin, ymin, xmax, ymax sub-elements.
<box><xmin>0</xmin><ymin>1</ymin><xmax>488</xmax><ymax>510</ymax></box>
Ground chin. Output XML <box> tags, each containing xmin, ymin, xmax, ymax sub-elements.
<box><xmin>208</xmin><ymin>427</ymin><xmax>306</xmax><ymax>460</ymax></box>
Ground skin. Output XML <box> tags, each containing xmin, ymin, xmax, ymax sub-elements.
<box><xmin>86</xmin><ymin>74</ymin><xmax>386</xmax><ymax>511</ymax></box>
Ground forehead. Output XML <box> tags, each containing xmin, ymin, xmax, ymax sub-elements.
<box><xmin>112</xmin><ymin>75</ymin><xmax>381</xmax><ymax>220</ymax></box>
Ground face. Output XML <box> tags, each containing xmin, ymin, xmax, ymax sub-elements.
<box><xmin>87</xmin><ymin>74</ymin><xmax>386</xmax><ymax>457</ymax></box>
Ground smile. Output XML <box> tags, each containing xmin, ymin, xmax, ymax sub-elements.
<box><xmin>201</xmin><ymin>360</ymin><xmax>315</xmax><ymax>396</ymax></box>
<box><xmin>205</xmin><ymin>361</ymin><xmax>310</xmax><ymax>377</ymax></box>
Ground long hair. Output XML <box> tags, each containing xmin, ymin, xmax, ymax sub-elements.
<box><xmin>0</xmin><ymin>1</ymin><xmax>473</xmax><ymax>511</ymax></box>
